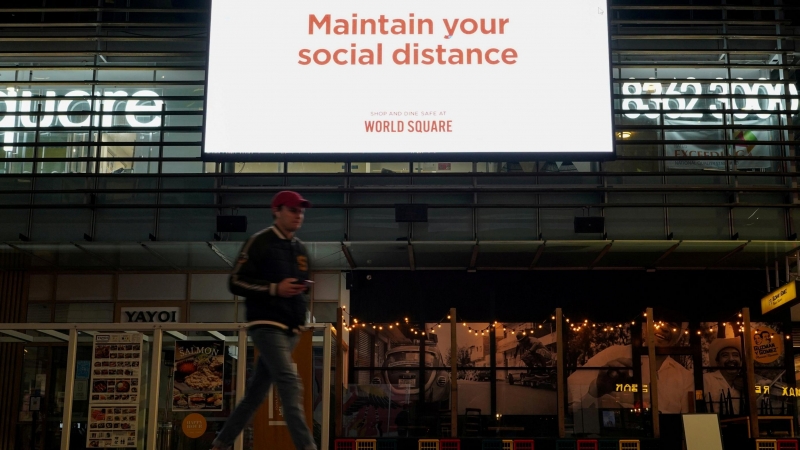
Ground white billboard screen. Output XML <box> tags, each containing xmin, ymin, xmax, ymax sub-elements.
<box><xmin>204</xmin><ymin>0</ymin><xmax>614</xmax><ymax>158</ymax></box>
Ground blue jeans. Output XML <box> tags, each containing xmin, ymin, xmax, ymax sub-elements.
<box><xmin>213</xmin><ymin>327</ymin><xmax>317</xmax><ymax>450</ymax></box>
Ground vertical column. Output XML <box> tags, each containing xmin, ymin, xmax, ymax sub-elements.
<box><xmin>322</xmin><ymin>325</ymin><xmax>332</xmax><ymax>450</ymax></box>
<box><xmin>645</xmin><ymin>307</ymin><xmax>660</xmax><ymax>438</ymax></box>
<box><xmin>0</xmin><ymin>270</ymin><xmax>26</xmax><ymax>450</ymax></box>
<box><xmin>334</xmin><ymin>308</ymin><xmax>344</xmax><ymax>438</ymax></box>
<box><xmin>742</xmin><ymin>308</ymin><xmax>760</xmax><ymax>438</ymax></box>
<box><xmin>59</xmin><ymin>329</ymin><xmax>79</xmax><ymax>450</ymax></box>
<box><xmin>234</xmin><ymin>327</ymin><xmax>247</xmax><ymax>450</ymax></box>
<box><xmin>556</xmin><ymin>308</ymin><xmax>566</xmax><ymax>438</ymax></box>
<box><xmin>146</xmin><ymin>329</ymin><xmax>163</xmax><ymax>450</ymax></box>
<box><xmin>449</xmin><ymin>308</ymin><xmax>458</xmax><ymax>438</ymax></box>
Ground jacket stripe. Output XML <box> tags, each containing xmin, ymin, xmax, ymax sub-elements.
<box><xmin>230</xmin><ymin>228</ymin><xmax>271</xmax><ymax>293</ymax></box>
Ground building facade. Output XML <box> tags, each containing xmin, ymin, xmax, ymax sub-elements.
<box><xmin>1</xmin><ymin>1</ymin><xmax>799</xmax><ymax>449</ymax></box>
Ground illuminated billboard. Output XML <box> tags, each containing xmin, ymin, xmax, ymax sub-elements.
<box><xmin>203</xmin><ymin>0</ymin><xmax>615</xmax><ymax>160</ymax></box>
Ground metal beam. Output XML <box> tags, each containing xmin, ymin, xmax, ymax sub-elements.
<box><xmin>529</xmin><ymin>242</ymin><xmax>546</xmax><ymax>269</ymax></box>
<box><xmin>141</xmin><ymin>243</ymin><xmax>181</xmax><ymax>271</ymax></box>
<box><xmin>341</xmin><ymin>243</ymin><xmax>357</xmax><ymax>270</ymax></box>
<box><xmin>37</xmin><ymin>329</ymin><xmax>70</xmax><ymax>341</ymax></box>
<box><xmin>589</xmin><ymin>242</ymin><xmax>614</xmax><ymax>270</ymax></box>
<box><xmin>207</xmin><ymin>331</ymin><xmax>227</xmax><ymax>341</ymax></box>
<box><xmin>469</xmin><ymin>242</ymin><xmax>479</xmax><ymax>270</ymax></box>
<box><xmin>208</xmin><ymin>242</ymin><xmax>233</xmax><ymax>268</ymax></box>
<box><xmin>4</xmin><ymin>243</ymin><xmax>56</xmax><ymax>267</ymax></box>
<box><xmin>0</xmin><ymin>330</ymin><xmax>34</xmax><ymax>342</ymax></box>
<box><xmin>165</xmin><ymin>330</ymin><xmax>188</xmax><ymax>340</ymax></box>
<box><xmin>408</xmin><ymin>242</ymin><xmax>416</xmax><ymax>271</ymax></box>
<box><xmin>652</xmin><ymin>241</ymin><xmax>682</xmax><ymax>267</ymax></box>
<box><xmin>73</xmin><ymin>243</ymin><xmax>121</xmax><ymax>271</ymax></box>
<box><xmin>708</xmin><ymin>241</ymin><xmax>750</xmax><ymax>268</ymax></box>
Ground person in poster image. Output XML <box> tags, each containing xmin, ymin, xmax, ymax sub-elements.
<box><xmin>703</xmin><ymin>338</ymin><xmax>744</xmax><ymax>414</ymax></box>
<box><xmin>569</xmin><ymin>320</ymin><xmax>694</xmax><ymax>414</ymax></box>
<box><xmin>212</xmin><ymin>191</ymin><xmax>317</xmax><ymax>450</ymax></box>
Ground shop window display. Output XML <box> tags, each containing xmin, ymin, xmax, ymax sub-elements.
<box><xmin>344</xmin><ymin>313</ymin><xmax>794</xmax><ymax>440</ymax></box>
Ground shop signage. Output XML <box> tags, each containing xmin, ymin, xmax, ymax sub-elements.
<box><xmin>74</xmin><ymin>380</ymin><xmax>89</xmax><ymax>401</ymax></box>
<box><xmin>761</xmin><ymin>281</ymin><xmax>797</xmax><ymax>315</ymax></box>
<box><xmin>0</xmin><ymin>89</ymin><xmax>163</xmax><ymax>151</ymax></box>
<box><xmin>172</xmin><ymin>341</ymin><xmax>225</xmax><ymax>412</ymax></box>
<box><xmin>120</xmin><ymin>307</ymin><xmax>180</xmax><ymax>323</ymax></box>
<box><xmin>204</xmin><ymin>0</ymin><xmax>617</xmax><ymax>157</ymax></box>
<box><xmin>181</xmin><ymin>413</ymin><xmax>208</xmax><ymax>439</ymax></box>
<box><xmin>750</xmin><ymin>326</ymin><xmax>783</xmax><ymax>364</ymax></box>
<box><xmin>615</xmin><ymin>384</ymin><xmax>648</xmax><ymax>393</ymax></box>
<box><xmin>621</xmin><ymin>80</ymin><xmax>799</xmax><ymax>120</ymax></box>
<box><xmin>88</xmin><ymin>333</ymin><xmax>143</xmax><ymax>448</ymax></box>
<box><xmin>77</xmin><ymin>360</ymin><xmax>91</xmax><ymax>380</ymax></box>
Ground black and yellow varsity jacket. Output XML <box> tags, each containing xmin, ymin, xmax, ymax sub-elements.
<box><xmin>229</xmin><ymin>226</ymin><xmax>310</xmax><ymax>331</ymax></box>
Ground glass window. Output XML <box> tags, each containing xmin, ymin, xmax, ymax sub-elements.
<box><xmin>28</xmin><ymin>274</ymin><xmax>53</xmax><ymax>301</ymax></box>
<box><xmin>27</xmin><ymin>303</ymin><xmax>52</xmax><ymax>322</ymax></box>
<box><xmin>54</xmin><ymin>303</ymin><xmax>114</xmax><ymax>323</ymax></box>
<box><xmin>287</xmin><ymin>162</ymin><xmax>346</xmax><ymax>173</ymax></box>
<box><xmin>413</xmin><ymin>162</ymin><xmax>473</xmax><ymax>173</ymax></box>
<box><xmin>190</xmin><ymin>302</ymin><xmax>235</xmax><ymax>323</ymax></box>
<box><xmin>117</xmin><ymin>274</ymin><xmax>187</xmax><ymax>300</ymax></box>
<box><xmin>232</xmin><ymin>162</ymin><xmax>283</xmax><ymax>173</ymax></box>
<box><xmin>190</xmin><ymin>274</ymin><xmax>234</xmax><ymax>301</ymax></box>
<box><xmin>161</xmin><ymin>161</ymin><xmax>203</xmax><ymax>173</ymax></box>
<box><xmin>311</xmin><ymin>302</ymin><xmax>337</xmax><ymax>323</ymax></box>
<box><xmin>55</xmin><ymin>274</ymin><xmax>114</xmax><ymax>301</ymax></box>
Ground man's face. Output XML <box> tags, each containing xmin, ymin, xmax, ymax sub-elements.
<box><xmin>273</xmin><ymin>206</ymin><xmax>305</xmax><ymax>233</ymax></box>
<box><xmin>653</xmin><ymin>322</ymin><xmax>683</xmax><ymax>347</ymax></box>
<box><xmin>716</xmin><ymin>347</ymin><xmax>741</xmax><ymax>375</ymax></box>
<box><xmin>760</xmin><ymin>332</ymin><xmax>771</xmax><ymax>343</ymax></box>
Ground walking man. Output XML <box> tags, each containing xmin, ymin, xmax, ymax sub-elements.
<box><xmin>212</xmin><ymin>191</ymin><xmax>317</xmax><ymax>450</ymax></box>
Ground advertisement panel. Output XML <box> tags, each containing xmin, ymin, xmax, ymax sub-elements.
<box><xmin>204</xmin><ymin>0</ymin><xmax>615</xmax><ymax>159</ymax></box>
<box><xmin>172</xmin><ymin>341</ymin><xmax>225</xmax><ymax>411</ymax></box>
<box><xmin>88</xmin><ymin>333</ymin><xmax>143</xmax><ymax>449</ymax></box>
<box><xmin>664</xmin><ymin>119</ymin><xmax>774</xmax><ymax>170</ymax></box>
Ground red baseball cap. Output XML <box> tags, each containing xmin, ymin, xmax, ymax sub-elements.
<box><xmin>271</xmin><ymin>191</ymin><xmax>311</xmax><ymax>208</ymax></box>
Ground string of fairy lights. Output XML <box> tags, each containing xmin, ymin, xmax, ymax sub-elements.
<box><xmin>341</xmin><ymin>307</ymin><xmax>789</xmax><ymax>340</ymax></box>
<box><xmin>341</xmin><ymin>308</ymin><xmax>560</xmax><ymax>337</ymax></box>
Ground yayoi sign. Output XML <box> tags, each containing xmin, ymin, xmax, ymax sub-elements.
<box><xmin>621</xmin><ymin>79</ymin><xmax>800</xmax><ymax>120</ymax></box>
<box><xmin>0</xmin><ymin>88</ymin><xmax>163</xmax><ymax>151</ymax></box>
<box><xmin>120</xmin><ymin>307</ymin><xmax>180</xmax><ymax>323</ymax></box>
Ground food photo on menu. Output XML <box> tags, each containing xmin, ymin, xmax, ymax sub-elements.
<box><xmin>172</xmin><ymin>341</ymin><xmax>225</xmax><ymax>411</ymax></box>
<box><xmin>90</xmin><ymin>335</ymin><xmax>142</xmax><ymax>405</ymax></box>
<box><xmin>87</xmin><ymin>407</ymin><xmax>138</xmax><ymax>448</ymax></box>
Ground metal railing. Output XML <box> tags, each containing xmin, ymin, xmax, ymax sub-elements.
<box><xmin>0</xmin><ymin>322</ymin><xmax>335</xmax><ymax>450</ymax></box>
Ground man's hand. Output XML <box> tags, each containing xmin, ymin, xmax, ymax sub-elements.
<box><xmin>277</xmin><ymin>278</ymin><xmax>307</xmax><ymax>298</ymax></box>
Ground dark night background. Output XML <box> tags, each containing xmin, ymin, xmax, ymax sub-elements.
<box><xmin>349</xmin><ymin>270</ymin><xmax>789</xmax><ymax>323</ymax></box>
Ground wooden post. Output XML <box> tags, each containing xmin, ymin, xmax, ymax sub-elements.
<box><xmin>450</xmin><ymin>308</ymin><xmax>458</xmax><ymax>437</ymax></box>
<box><xmin>742</xmin><ymin>308</ymin><xmax>760</xmax><ymax>438</ymax></box>
<box><xmin>646</xmin><ymin>307</ymin><xmax>660</xmax><ymax>438</ymax></box>
<box><xmin>556</xmin><ymin>308</ymin><xmax>566</xmax><ymax>438</ymax></box>
<box><xmin>334</xmin><ymin>307</ymin><xmax>345</xmax><ymax>438</ymax></box>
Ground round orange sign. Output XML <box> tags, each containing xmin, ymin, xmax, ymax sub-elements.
<box><xmin>751</xmin><ymin>326</ymin><xmax>783</xmax><ymax>364</ymax></box>
<box><xmin>182</xmin><ymin>413</ymin><xmax>207</xmax><ymax>439</ymax></box>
